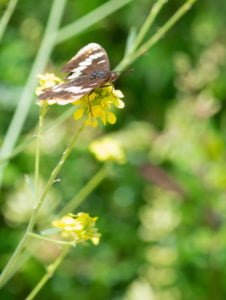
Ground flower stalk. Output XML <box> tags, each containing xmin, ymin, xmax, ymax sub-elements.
<box><xmin>35</xmin><ymin>103</ymin><xmax>48</xmax><ymax>198</ymax></box>
<box><xmin>131</xmin><ymin>0</ymin><xmax>168</xmax><ymax>51</ymax></box>
<box><xmin>116</xmin><ymin>0</ymin><xmax>198</xmax><ymax>72</ymax></box>
<box><xmin>25</xmin><ymin>245</ymin><xmax>71</xmax><ymax>300</ymax></box>
<box><xmin>27</xmin><ymin>121</ymin><xmax>85</xmax><ymax>234</ymax></box>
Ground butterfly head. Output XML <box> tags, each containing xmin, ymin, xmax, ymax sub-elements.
<box><xmin>89</xmin><ymin>70</ymin><xmax>120</xmax><ymax>83</ymax></box>
<box><xmin>110</xmin><ymin>71</ymin><xmax>120</xmax><ymax>82</ymax></box>
<box><xmin>90</xmin><ymin>71</ymin><xmax>108</xmax><ymax>79</ymax></box>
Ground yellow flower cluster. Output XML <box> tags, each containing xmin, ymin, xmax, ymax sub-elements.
<box><xmin>73</xmin><ymin>85</ymin><xmax>124</xmax><ymax>127</ymax></box>
<box><xmin>52</xmin><ymin>213</ymin><xmax>101</xmax><ymax>245</ymax></box>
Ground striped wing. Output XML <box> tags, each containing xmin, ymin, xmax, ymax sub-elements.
<box><xmin>63</xmin><ymin>43</ymin><xmax>110</xmax><ymax>79</ymax></box>
<box><xmin>38</xmin><ymin>76</ymin><xmax>106</xmax><ymax>105</ymax></box>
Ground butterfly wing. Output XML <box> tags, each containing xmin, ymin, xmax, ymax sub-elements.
<box><xmin>62</xmin><ymin>43</ymin><xmax>110</xmax><ymax>79</ymax></box>
<box><xmin>38</xmin><ymin>75</ymin><xmax>106</xmax><ymax>105</ymax></box>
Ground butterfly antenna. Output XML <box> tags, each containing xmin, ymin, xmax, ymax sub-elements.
<box><xmin>114</xmin><ymin>69</ymin><xmax>134</xmax><ymax>75</ymax></box>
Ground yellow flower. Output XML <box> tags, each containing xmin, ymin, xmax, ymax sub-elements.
<box><xmin>90</xmin><ymin>137</ymin><xmax>126</xmax><ymax>164</ymax></box>
<box><xmin>52</xmin><ymin>213</ymin><xmax>101</xmax><ymax>245</ymax></box>
<box><xmin>73</xmin><ymin>85</ymin><xmax>125</xmax><ymax>127</ymax></box>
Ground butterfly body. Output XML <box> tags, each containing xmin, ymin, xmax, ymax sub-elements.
<box><xmin>38</xmin><ymin>43</ymin><xmax>119</xmax><ymax>105</ymax></box>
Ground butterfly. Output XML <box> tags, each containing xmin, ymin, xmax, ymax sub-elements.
<box><xmin>38</xmin><ymin>43</ymin><xmax>120</xmax><ymax>105</ymax></box>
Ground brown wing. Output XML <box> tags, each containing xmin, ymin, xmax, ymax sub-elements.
<box><xmin>62</xmin><ymin>43</ymin><xmax>110</xmax><ymax>80</ymax></box>
<box><xmin>38</xmin><ymin>75</ymin><xmax>106</xmax><ymax>105</ymax></box>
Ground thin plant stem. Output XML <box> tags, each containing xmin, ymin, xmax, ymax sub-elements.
<box><xmin>35</xmin><ymin>104</ymin><xmax>48</xmax><ymax>198</ymax></box>
<box><xmin>0</xmin><ymin>0</ymin><xmax>67</xmax><ymax>187</ymax></box>
<box><xmin>59</xmin><ymin>165</ymin><xmax>108</xmax><ymax>216</ymax></box>
<box><xmin>116</xmin><ymin>0</ymin><xmax>197</xmax><ymax>72</ymax></box>
<box><xmin>4</xmin><ymin>250</ymin><xmax>30</xmax><ymax>285</ymax></box>
<box><xmin>0</xmin><ymin>0</ymin><xmax>18</xmax><ymax>42</ymax></box>
<box><xmin>0</xmin><ymin>122</ymin><xmax>85</xmax><ymax>287</ymax></box>
<box><xmin>28</xmin><ymin>233</ymin><xmax>75</xmax><ymax>246</ymax></box>
<box><xmin>27</xmin><ymin>122</ymin><xmax>85</xmax><ymax>234</ymax></box>
<box><xmin>56</xmin><ymin>0</ymin><xmax>132</xmax><ymax>44</ymax></box>
<box><xmin>133</xmin><ymin>0</ymin><xmax>197</xmax><ymax>60</ymax></box>
<box><xmin>132</xmin><ymin>0</ymin><xmax>168</xmax><ymax>51</ymax></box>
<box><xmin>25</xmin><ymin>245</ymin><xmax>71</xmax><ymax>300</ymax></box>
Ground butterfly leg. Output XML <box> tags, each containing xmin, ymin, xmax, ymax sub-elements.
<box><xmin>86</xmin><ymin>92</ymin><xmax>93</xmax><ymax>117</ymax></box>
<box><xmin>100</xmin><ymin>84</ymin><xmax>112</xmax><ymax>89</ymax></box>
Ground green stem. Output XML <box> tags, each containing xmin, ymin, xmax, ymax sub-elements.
<box><xmin>0</xmin><ymin>0</ymin><xmax>66</xmax><ymax>186</ymax></box>
<box><xmin>35</xmin><ymin>104</ymin><xmax>48</xmax><ymax>198</ymax></box>
<box><xmin>27</xmin><ymin>122</ymin><xmax>85</xmax><ymax>233</ymax></box>
<box><xmin>132</xmin><ymin>0</ymin><xmax>168</xmax><ymax>51</ymax></box>
<box><xmin>56</xmin><ymin>0</ymin><xmax>132</xmax><ymax>44</ymax></box>
<box><xmin>0</xmin><ymin>122</ymin><xmax>85</xmax><ymax>288</ymax></box>
<box><xmin>0</xmin><ymin>107</ymin><xmax>49</xmax><ymax>285</ymax></box>
<box><xmin>28</xmin><ymin>232</ymin><xmax>75</xmax><ymax>246</ymax></box>
<box><xmin>0</xmin><ymin>233</ymin><xmax>29</xmax><ymax>287</ymax></box>
<box><xmin>25</xmin><ymin>245</ymin><xmax>71</xmax><ymax>300</ymax></box>
<box><xmin>116</xmin><ymin>0</ymin><xmax>197</xmax><ymax>72</ymax></box>
<box><xmin>0</xmin><ymin>0</ymin><xmax>18</xmax><ymax>42</ymax></box>
<box><xmin>59</xmin><ymin>165</ymin><xmax>108</xmax><ymax>216</ymax></box>
<box><xmin>134</xmin><ymin>0</ymin><xmax>197</xmax><ymax>59</ymax></box>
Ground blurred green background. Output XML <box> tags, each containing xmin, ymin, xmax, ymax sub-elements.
<box><xmin>1</xmin><ymin>0</ymin><xmax>226</xmax><ymax>299</ymax></box>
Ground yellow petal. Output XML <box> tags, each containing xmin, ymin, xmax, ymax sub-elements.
<box><xmin>85</xmin><ymin>118</ymin><xmax>98</xmax><ymax>127</ymax></box>
<box><xmin>113</xmin><ymin>89</ymin><xmax>124</xmax><ymax>98</ymax></box>
<box><xmin>73</xmin><ymin>108</ymin><xmax>84</xmax><ymax>120</ymax></box>
<box><xmin>101</xmin><ymin>96</ymin><xmax>114</xmax><ymax>105</ymax></box>
<box><xmin>92</xmin><ymin>105</ymin><xmax>102</xmax><ymax>116</ymax></box>
<box><xmin>114</xmin><ymin>99</ymin><xmax>125</xmax><ymax>109</ymax></box>
<box><xmin>91</xmin><ymin>236</ymin><xmax>100</xmax><ymax>245</ymax></box>
<box><xmin>107</xmin><ymin>112</ymin><xmax>116</xmax><ymax>124</ymax></box>
<box><xmin>100</xmin><ymin>112</ymin><xmax>107</xmax><ymax>125</ymax></box>
<box><xmin>37</xmin><ymin>73</ymin><xmax>63</xmax><ymax>89</ymax></box>
<box><xmin>89</xmin><ymin>92</ymin><xmax>96</xmax><ymax>101</ymax></box>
